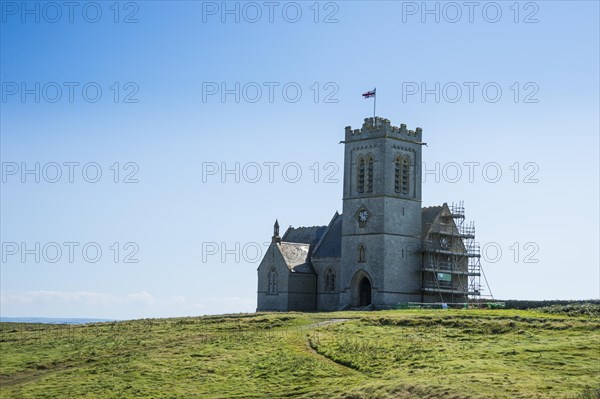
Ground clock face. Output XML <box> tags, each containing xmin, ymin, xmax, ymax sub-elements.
<box><xmin>358</xmin><ymin>210</ymin><xmax>369</xmax><ymax>222</ymax></box>
<box><xmin>441</xmin><ymin>237</ymin><xmax>450</xmax><ymax>249</ymax></box>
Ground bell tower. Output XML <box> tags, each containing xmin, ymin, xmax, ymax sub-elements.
<box><xmin>339</xmin><ymin>117</ymin><xmax>423</xmax><ymax>308</ymax></box>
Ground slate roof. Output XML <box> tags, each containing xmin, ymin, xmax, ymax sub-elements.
<box><xmin>421</xmin><ymin>206</ymin><xmax>443</xmax><ymax>238</ymax></box>
<box><xmin>312</xmin><ymin>212</ymin><xmax>342</xmax><ymax>259</ymax></box>
<box><xmin>279</xmin><ymin>222</ymin><xmax>330</xmax><ymax>272</ymax></box>
<box><xmin>278</xmin><ymin>242</ymin><xmax>314</xmax><ymax>273</ymax></box>
<box><xmin>281</xmin><ymin>225</ymin><xmax>327</xmax><ymax>246</ymax></box>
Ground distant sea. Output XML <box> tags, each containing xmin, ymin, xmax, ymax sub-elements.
<box><xmin>0</xmin><ymin>317</ymin><xmax>116</xmax><ymax>324</ymax></box>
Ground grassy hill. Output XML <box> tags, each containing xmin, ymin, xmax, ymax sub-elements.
<box><xmin>1</xmin><ymin>307</ymin><xmax>599</xmax><ymax>398</ymax></box>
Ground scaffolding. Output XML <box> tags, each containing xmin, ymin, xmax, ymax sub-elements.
<box><xmin>421</xmin><ymin>201</ymin><xmax>493</xmax><ymax>305</ymax></box>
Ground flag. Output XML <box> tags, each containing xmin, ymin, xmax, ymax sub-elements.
<box><xmin>362</xmin><ymin>88</ymin><xmax>376</xmax><ymax>98</ymax></box>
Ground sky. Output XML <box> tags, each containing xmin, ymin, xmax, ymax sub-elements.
<box><xmin>1</xmin><ymin>1</ymin><xmax>599</xmax><ymax>320</ymax></box>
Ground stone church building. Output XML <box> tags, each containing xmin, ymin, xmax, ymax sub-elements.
<box><xmin>257</xmin><ymin>116</ymin><xmax>482</xmax><ymax>311</ymax></box>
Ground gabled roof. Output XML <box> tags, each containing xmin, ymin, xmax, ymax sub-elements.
<box><xmin>312</xmin><ymin>212</ymin><xmax>342</xmax><ymax>259</ymax></box>
<box><xmin>421</xmin><ymin>205</ymin><xmax>443</xmax><ymax>238</ymax></box>
<box><xmin>281</xmin><ymin>225</ymin><xmax>327</xmax><ymax>246</ymax></box>
<box><xmin>275</xmin><ymin>223</ymin><xmax>328</xmax><ymax>275</ymax></box>
<box><xmin>422</xmin><ymin>203</ymin><xmax>463</xmax><ymax>240</ymax></box>
<box><xmin>278</xmin><ymin>242</ymin><xmax>314</xmax><ymax>273</ymax></box>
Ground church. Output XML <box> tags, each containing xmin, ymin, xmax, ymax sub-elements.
<box><xmin>256</xmin><ymin>116</ymin><xmax>482</xmax><ymax>311</ymax></box>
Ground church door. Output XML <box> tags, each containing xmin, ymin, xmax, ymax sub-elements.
<box><xmin>358</xmin><ymin>277</ymin><xmax>371</xmax><ymax>306</ymax></box>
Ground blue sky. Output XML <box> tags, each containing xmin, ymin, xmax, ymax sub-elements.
<box><xmin>1</xmin><ymin>1</ymin><xmax>599</xmax><ymax>319</ymax></box>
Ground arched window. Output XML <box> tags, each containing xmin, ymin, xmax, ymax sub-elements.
<box><xmin>401</xmin><ymin>156</ymin><xmax>410</xmax><ymax>195</ymax></box>
<box><xmin>366</xmin><ymin>156</ymin><xmax>374</xmax><ymax>193</ymax></box>
<box><xmin>268</xmin><ymin>268</ymin><xmax>278</xmax><ymax>294</ymax></box>
<box><xmin>325</xmin><ymin>267</ymin><xmax>336</xmax><ymax>292</ymax></box>
<box><xmin>357</xmin><ymin>156</ymin><xmax>365</xmax><ymax>194</ymax></box>
<box><xmin>394</xmin><ymin>155</ymin><xmax>402</xmax><ymax>193</ymax></box>
<box><xmin>358</xmin><ymin>245</ymin><xmax>366</xmax><ymax>263</ymax></box>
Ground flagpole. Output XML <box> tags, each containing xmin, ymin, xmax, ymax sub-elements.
<box><xmin>362</xmin><ymin>88</ymin><xmax>377</xmax><ymax>126</ymax></box>
<box><xmin>373</xmin><ymin>87</ymin><xmax>376</xmax><ymax>126</ymax></box>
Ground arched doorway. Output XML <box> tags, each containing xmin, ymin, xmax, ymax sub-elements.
<box><xmin>351</xmin><ymin>270</ymin><xmax>372</xmax><ymax>307</ymax></box>
<box><xmin>359</xmin><ymin>277</ymin><xmax>371</xmax><ymax>306</ymax></box>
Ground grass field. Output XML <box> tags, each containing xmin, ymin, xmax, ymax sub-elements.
<box><xmin>1</xmin><ymin>307</ymin><xmax>598</xmax><ymax>398</ymax></box>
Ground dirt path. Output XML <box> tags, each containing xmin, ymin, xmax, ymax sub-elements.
<box><xmin>306</xmin><ymin>318</ymin><xmax>351</xmax><ymax>329</ymax></box>
<box><xmin>0</xmin><ymin>363</ymin><xmax>75</xmax><ymax>388</ymax></box>
<box><xmin>302</xmin><ymin>318</ymin><xmax>359</xmax><ymax>373</ymax></box>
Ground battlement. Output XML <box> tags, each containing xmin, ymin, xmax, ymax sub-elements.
<box><xmin>344</xmin><ymin>117</ymin><xmax>422</xmax><ymax>143</ymax></box>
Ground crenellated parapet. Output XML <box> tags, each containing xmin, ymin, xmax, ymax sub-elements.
<box><xmin>344</xmin><ymin>116</ymin><xmax>422</xmax><ymax>144</ymax></box>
